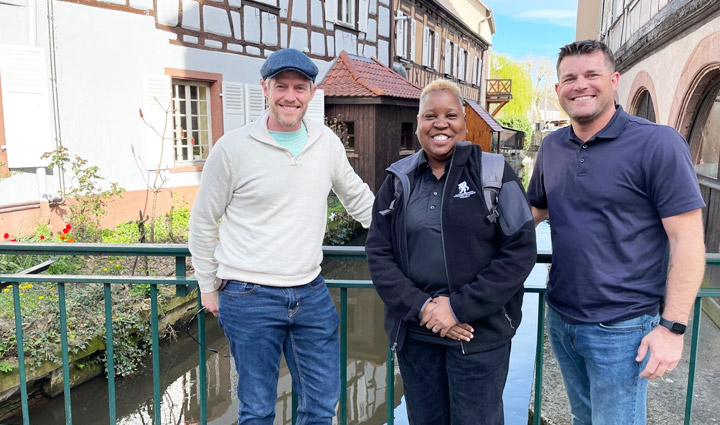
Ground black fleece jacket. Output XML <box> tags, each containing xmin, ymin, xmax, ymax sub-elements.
<box><xmin>365</xmin><ymin>143</ymin><xmax>536</xmax><ymax>353</ymax></box>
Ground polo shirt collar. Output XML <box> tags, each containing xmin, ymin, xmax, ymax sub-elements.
<box><xmin>567</xmin><ymin>104</ymin><xmax>628</xmax><ymax>144</ymax></box>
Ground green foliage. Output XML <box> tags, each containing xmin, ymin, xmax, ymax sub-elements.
<box><xmin>496</xmin><ymin>115</ymin><xmax>533</xmax><ymax>150</ymax></box>
<box><xmin>0</xmin><ymin>360</ymin><xmax>14</xmax><ymax>373</ymax></box>
<box><xmin>324</xmin><ymin>196</ymin><xmax>358</xmax><ymax>245</ymax></box>
<box><xmin>491</xmin><ymin>55</ymin><xmax>534</xmax><ymax>119</ymax></box>
<box><xmin>42</xmin><ymin>146</ymin><xmax>125</xmax><ymax>241</ymax></box>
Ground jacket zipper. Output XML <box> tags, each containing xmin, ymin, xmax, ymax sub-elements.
<box><xmin>502</xmin><ymin>306</ymin><xmax>516</xmax><ymax>330</ymax></box>
<box><xmin>439</xmin><ymin>151</ymin><xmax>465</xmax><ymax>354</ymax></box>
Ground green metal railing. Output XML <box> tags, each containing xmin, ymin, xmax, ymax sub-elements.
<box><xmin>0</xmin><ymin>243</ymin><xmax>718</xmax><ymax>425</ymax></box>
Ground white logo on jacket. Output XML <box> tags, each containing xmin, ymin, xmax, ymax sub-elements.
<box><xmin>454</xmin><ymin>181</ymin><xmax>476</xmax><ymax>199</ymax></box>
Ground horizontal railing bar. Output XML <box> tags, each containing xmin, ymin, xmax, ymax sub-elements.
<box><xmin>0</xmin><ymin>258</ymin><xmax>58</xmax><ymax>289</ymax></box>
<box><xmin>0</xmin><ymin>274</ymin><xmax>198</xmax><ymax>285</ymax></box>
<box><xmin>0</xmin><ymin>242</ymin><xmax>190</xmax><ymax>256</ymax></box>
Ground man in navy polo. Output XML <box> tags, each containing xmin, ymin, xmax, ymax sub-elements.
<box><xmin>528</xmin><ymin>40</ymin><xmax>706</xmax><ymax>424</ymax></box>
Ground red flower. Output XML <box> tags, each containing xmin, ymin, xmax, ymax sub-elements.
<box><xmin>65</xmin><ymin>224</ymin><xmax>72</xmax><ymax>230</ymax></box>
<box><xmin>40</xmin><ymin>235</ymin><xmax>45</xmax><ymax>240</ymax></box>
<box><xmin>10</xmin><ymin>238</ymin><xmax>16</xmax><ymax>242</ymax></box>
<box><xmin>62</xmin><ymin>228</ymin><xmax>70</xmax><ymax>234</ymax></box>
<box><xmin>2</xmin><ymin>233</ymin><xmax>8</xmax><ymax>239</ymax></box>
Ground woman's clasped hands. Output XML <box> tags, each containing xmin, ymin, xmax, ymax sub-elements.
<box><xmin>420</xmin><ymin>296</ymin><xmax>474</xmax><ymax>342</ymax></box>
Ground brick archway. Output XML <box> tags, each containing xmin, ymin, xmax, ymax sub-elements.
<box><xmin>626</xmin><ymin>70</ymin><xmax>659</xmax><ymax>123</ymax></box>
<box><xmin>669</xmin><ymin>32</ymin><xmax>720</xmax><ymax>139</ymax></box>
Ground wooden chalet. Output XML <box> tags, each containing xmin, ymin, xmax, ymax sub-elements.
<box><xmin>319</xmin><ymin>50</ymin><xmax>422</xmax><ymax>193</ymax></box>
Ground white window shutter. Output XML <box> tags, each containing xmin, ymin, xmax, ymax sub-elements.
<box><xmin>326</xmin><ymin>0</ymin><xmax>337</xmax><ymax>22</ymax></box>
<box><xmin>410</xmin><ymin>19</ymin><xmax>416</xmax><ymax>61</ymax></box>
<box><xmin>141</xmin><ymin>73</ymin><xmax>172</xmax><ymax>170</ymax></box>
<box><xmin>244</xmin><ymin>84</ymin><xmax>266</xmax><ymax>123</ymax></box>
<box><xmin>444</xmin><ymin>39</ymin><xmax>451</xmax><ymax>74</ymax></box>
<box><xmin>396</xmin><ymin>12</ymin><xmax>405</xmax><ymax>58</ymax></box>
<box><xmin>222</xmin><ymin>81</ymin><xmax>246</xmax><ymax>133</ymax></box>
<box><xmin>465</xmin><ymin>53</ymin><xmax>470</xmax><ymax>83</ymax></box>
<box><xmin>358</xmin><ymin>0</ymin><xmax>368</xmax><ymax>32</ymax></box>
<box><xmin>458</xmin><ymin>48</ymin><xmax>463</xmax><ymax>80</ymax></box>
<box><xmin>306</xmin><ymin>88</ymin><xmax>324</xmax><ymax>123</ymax></box>
<box><xmin>453</xmin><ymin>44</ymin><xmax>458</xmax><ymax>76</ymax></box>
<box><xmin>477</xmin><ymin>57</ymin><xmax>483</xmax><ymax>86</ymax></box>
<box><xmin>434</xmin><ymin>33</ymin><xmax>440</xmax><ymax>70</ymax></box>
<box><xmin>0</xmin><ymin>45</ymin><xmax>53</xmax><ymax>168</ymax></box>
<box><xmin>422</xmin><ymin>28</ymin><xmax>430</xmax><ymax>67</ymax></box>
<box><xmin>472</xmin><ymin>56</ymin><xmax>478</xmax><ymax>85</ymax></box>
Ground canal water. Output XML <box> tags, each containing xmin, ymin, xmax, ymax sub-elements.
<box><xmin>14</xmin><ymin>224</ymin><xmax>551</xmax><ymax>425</ymax></box>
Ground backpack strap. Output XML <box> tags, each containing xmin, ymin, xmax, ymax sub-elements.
<box><xmin>481</xmin><ymin>152</ymin><xmax>505</xmax><ymax>224</ymax></box>
<box><xmin>379</xmin><ymin>175</ymin><xmax>403</xmax><ymax>216</ymax></box>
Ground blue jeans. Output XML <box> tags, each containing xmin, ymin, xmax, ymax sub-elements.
<box><xmin>397</xmin><ymin>339</ymin><xmax>510</xmax><ymax>425</ymax></box>
<box><xmin>217</xmin><ymin>275</ymin><xmax>340</xmax><ymax>425</ymax></box>
<box><xmin>547</xmin><ymin>307</ymin><xmax>660</xmax><ymax>425</ymax></box>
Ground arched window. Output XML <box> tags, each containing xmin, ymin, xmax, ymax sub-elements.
<box><xmin>632</xmin><ymin>89</ymin><xmax>656</xmax><ymax>123</ymax></box>
<box><xmin>688</xmin><ymin>79</ymin><xmax>720</xmax><ymax>179</ymax></box>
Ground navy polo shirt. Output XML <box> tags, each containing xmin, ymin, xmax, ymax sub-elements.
<box><xmin>528</xmin><ymin>106</ymin><xmax>705</xmax><ymax>324</ymax></box>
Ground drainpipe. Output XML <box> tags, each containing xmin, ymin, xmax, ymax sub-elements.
<box><xmin>46</xmin><ymin>0</ymin><xmax>65</xmax><ymax>203</ymax></box>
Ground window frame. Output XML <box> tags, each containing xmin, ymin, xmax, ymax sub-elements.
<box><xmin>164</xmin><ymin>69</ymin><xmax>223</xmax><ymax>171</ymax></box>
<box><xmin>337</xmin><ymin>0</ymin><xmax>356</xmax><ymax>27</ymax></box>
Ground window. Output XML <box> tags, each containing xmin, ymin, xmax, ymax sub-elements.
<box><xmin>401</xmin><ymin>122</ymin><xmax>414</xmax><ymax>151</ymax></box>
<box><xmin>422</xmin><ymin>27</ymin><xmax>434</xmax><ymax>67</ymax></box>
<box><xmin>345</xmin><ymin>122</ymin><xmax>356</xmax><ymax>151</ymax></box>
<box><xmin>689</xmin><ymin>81</ymin><xmax>720</xmax><ymax>179</ymax></box>
<box><xmin>458</xmin><ymin>48</ymin><xmax>468</xmax><ymax>81</ymax></box>
<box><xmin>337</xmin><ymin>0</ymin><xmax>355</xmax><ymax>26</ymax></box>
<box><xmin>632</xmin><ymin>90</ymin><xmax>656</xmax><ymax>123</ymax></box>
<box><xmin>396</xmin><ymin>12</ymin><xmax>408</xmax><ymax>59</ymax></box>
<box><xmin>172</xmin><ymin>80</ymin><xmax>212</xmax><ymax>163</ymax></box>
<box><xmin>444</xmin><ymin>40</ymin><xmax>455</xmax><ymax>76</ymax></box>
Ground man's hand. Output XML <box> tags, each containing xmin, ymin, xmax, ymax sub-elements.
<box><xmin>420</xmin><ymin>296</ymin><xmax>458</xmax><ymax>336</ymax></box>
<box><xmin>201</xmin><ymin>291</ymin><xmax>220</xmax><ymax>316</ymax></box>
<box><xmin>444</xmin><ymin>323</ymin><xmax>474</xmax><ymax>342</ymax></box>
<box><xmin>636</xmin><ymin>326</ymin><xmax>683</xmax><ymax>378</ymax></box>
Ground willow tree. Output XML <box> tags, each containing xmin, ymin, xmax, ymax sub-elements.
<box><xmin>490</xmin><ymin>54</ymin><xmax>534</xmax><ymax>119</ymax></box>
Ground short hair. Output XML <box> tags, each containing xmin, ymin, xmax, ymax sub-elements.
<box><xmin>556</xmin><ymin>39</ymin><xmax>616</xmax><ymax>74</ymax></box>
<box><xmin>419</xmin><ymin>79</ymin><xmax>465</xmax><ymax>113</ymax></box>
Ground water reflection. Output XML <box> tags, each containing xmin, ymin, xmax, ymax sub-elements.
<box><xmin>16</xmin><ymin>224</ymin><xmax>550</xmax><ymax>425</ymax></box>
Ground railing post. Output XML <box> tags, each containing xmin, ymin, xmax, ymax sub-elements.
<box><xmin>58</xmin><ymin>283</ymin><xmax>73</xmax><ymax>425</ymax></box>
<box><xmin>151</xmin><ymin>284</ymin><xmax>161</xmax><ymax>424</ymax></box>
<box><xmin>339</xmin><ymin>288</ymin><xmax>348</xmax><ymax>425</ymax></box>
<box><xmin>197</xmin><ymin>295</ymin><xmax>208</xmax><ymax>425</ymax></box>
<box><xmin>532</xmin><ymin>296</ymin><xmax>546</xmax><ymax>425</ymax></box>
<box><xmin>175</xmin><ymin>256</ymin><xmax>188</xmax><ymax>297</ymax></box>
<box><xmin>387</xmin><ymin>347</ymin><xmax>394</xmax><ymax>425</ymax></box>
<box><xmin>12</xmin><ymin>283</ymin><xmax>30</xmax><ymax>425</ymax></box>
<box><xmin>684</xmin><ymin>297</ymin><xmax>703</xmax><ymax>425</ymax></box>
<box><xmin>104</xmin><ymin>283</ymin><xmax>116</xmax><ymax>424</ymax></box>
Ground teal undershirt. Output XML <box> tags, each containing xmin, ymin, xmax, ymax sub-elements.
<box><xmin>269</xmin><ymin>123</ymin><xmax>308</xmax><ymax>158</ymax></box>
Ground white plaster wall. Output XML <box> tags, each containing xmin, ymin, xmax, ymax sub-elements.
<box><xmin>3</xmin><ymin>0</ymin><xmax>344</xmax><ymax>204</ymax></box>
<box><xmin>615</xmin><ymin>13</ymin><xmax>720</xmax><ymax>126</ymax></box>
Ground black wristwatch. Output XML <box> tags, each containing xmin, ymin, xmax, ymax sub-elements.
<box><xmin>659</xmin><ymin>318</ymin><xmax>687</xmax><ymax>335</ymax></box>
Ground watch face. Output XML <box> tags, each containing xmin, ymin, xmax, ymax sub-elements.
<box><xmin>671</xmin><ymin>322</ymin><xmax>686</xmax><ymax>334</ymax></box>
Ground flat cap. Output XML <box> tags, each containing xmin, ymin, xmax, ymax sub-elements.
<box><xmin>261</xmin><ymin>49</ymin><xmax>319</xmax><ymax>82</ymax></box>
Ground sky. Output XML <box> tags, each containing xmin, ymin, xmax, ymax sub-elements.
<box><xmin>482</xmin><ymin>0</ymin><xmax>578</xmax><ymax>60</ymax></box>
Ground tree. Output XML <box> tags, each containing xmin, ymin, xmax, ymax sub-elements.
<box><xmin>490</xmin><ymin>54</ymin><xmax>533</xmax><ymax>119</ymax></box>
<box><xmin>526</xmin><ymin>55</ymin><xmax>558</xmax><ymax>123</ymax></box>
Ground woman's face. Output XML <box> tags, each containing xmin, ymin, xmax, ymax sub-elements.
<box><xmin>416</xmin><ymin>90</ymin><xmax>467</xmax><ymax>168</ymax></box>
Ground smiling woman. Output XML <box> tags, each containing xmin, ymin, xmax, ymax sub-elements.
<box><xmin>366</xmin><ymin>79</ymin><xmax>537</xmax><ymax>425</ymax></box>
<box><xmin>415</xmin><ymin>80</ymin><xmax>468</xmax><ymax>177</ymax></box>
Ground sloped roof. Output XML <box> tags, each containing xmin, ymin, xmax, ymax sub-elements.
<box><xmin>466</xmin><ymin>100</ymin><xmax>503</xmax><ymax>132</ymax></box>
<box><xmin>318</xmin><ymin>51</ymin><xmax>422</xmax><ymax>99</ymax></box>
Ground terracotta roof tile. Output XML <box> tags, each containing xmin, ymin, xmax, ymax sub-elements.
<box><xmin>319</xmin><ymin>51</ymin><xmax>422</xmax><ymax>99</ymax></box>
<box><xmin>466</xmin><ymin>100</ymin><xmax>504</xmax><ymax>132</ymax></box>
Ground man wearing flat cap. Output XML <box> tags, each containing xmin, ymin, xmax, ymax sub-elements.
<box><xmin>189</xmin><ymin>48</ymin><xmax>374</xmax><ymax>424</ymax></box>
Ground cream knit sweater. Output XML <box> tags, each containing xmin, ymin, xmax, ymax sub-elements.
<box><xmin>189</xmin><ymin>110</ymin><xmax>374</xmax><ymax>293</ymax></box>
